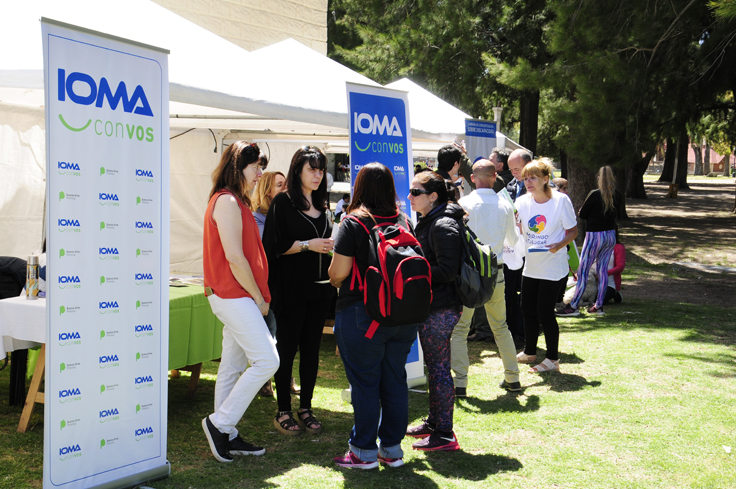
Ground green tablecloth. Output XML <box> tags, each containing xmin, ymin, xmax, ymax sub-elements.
<box><xmin>23</xmin><ymin>286</ymin><xmax>224</xmax><ymax>377</ymax></box>
<box><xmin>168</xmin><ymin>285</ymin><xmax>223</xmax><ymax>370</ymax></box>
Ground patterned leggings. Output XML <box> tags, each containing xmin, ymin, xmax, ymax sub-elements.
<box><xmin>571</xmin><ymin>229</ymin><xmax>616</xmax><ymax>309</ymax></box>
<box><xmin>418</xmin><ymin>307</ymin><xmax>461</xmax><ymax>433</ymax></box>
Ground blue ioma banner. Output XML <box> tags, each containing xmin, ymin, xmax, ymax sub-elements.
<box><xmin>346</xmin><ymin>83</ymin><xmax>413</xmax><ymax>217</ymax></box>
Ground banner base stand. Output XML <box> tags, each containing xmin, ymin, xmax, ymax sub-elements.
<box><xmin>87</xmin><ymin>462</ymin><xmax>170</xmax><ymax>489</ymax></box>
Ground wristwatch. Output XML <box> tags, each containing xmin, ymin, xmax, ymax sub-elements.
<box><xmin>299</xmin><ymin>240</ymin><xmax>309</xmax><ymax>252</ymax></box>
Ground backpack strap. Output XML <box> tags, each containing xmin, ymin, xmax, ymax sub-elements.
<box><xmin>344</xmin><ymin>215</ymin><xmax>369</xmax><ymax>293</ymax></box>
<box><xmin>365</xmin><ymin>320</ymin><xmax>380</xmax><ymax>340</ymax></box>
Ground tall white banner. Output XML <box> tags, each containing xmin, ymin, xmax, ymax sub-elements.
<box><xmin>42</xmin><ymin>19</ymin><xmax>170</xmax><ymax>488</ymax></box>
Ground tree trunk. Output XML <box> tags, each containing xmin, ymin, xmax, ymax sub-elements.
<box><xmin>692</xmin><ymin>142</ymin><xmax>703</xmax><ymax>175</ymax></box>
<box><xmin>559</xmin><ymin>149</ymin><xmax>568</xmax><ymax>179</ymax></box>
<box><xmin>519</xmin><ymin>89</ymin><xmax>540</xmax><ymax>155</ymax></box>
<box><xmin>703</xmin><ymin>141</ymin><xmax>711</xmax><ymax>174</ymax></box>
<box><xmin>627</xmin><ymin>151</ymin><xmax>653</xmax><ymax>199</ymax></box>
<box><xmin>675</xmin><ymin>129</ymin><xmax>690</xmax><ymax>189</ymax></box>
<box><xmin>614</xmin><ymin>166</ymin><xmax>628</xmax><ymax>219</ymax></box>
<box><xmin>658</xmin><ymin>131</ymin><xmax>690</xmax><ymax>189</ymax></box>
<box><xmin>659</xmin><ymin>137</ymin><xmax>676</xmax><ymax>183</ymax></box>
<box><xmin>567</xmin><ymin>156</ymin><xmax>598</xmax><ymax>245</ymax></box>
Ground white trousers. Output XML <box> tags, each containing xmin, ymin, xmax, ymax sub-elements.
<box><xmin>207</xmin><ymin>294</ymin><xmax>279</xmax><ymax>438</ymax></box>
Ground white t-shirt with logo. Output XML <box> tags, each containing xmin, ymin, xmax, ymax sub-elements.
<box><xmin>516</xmin><ymin>191</ymin><xmax>577</xmax><ymax>281</ymax></box>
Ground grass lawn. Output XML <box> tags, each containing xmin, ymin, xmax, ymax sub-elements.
<box><xmin>2</xmin><ymin>262</ymin><xmax>735</xmax><ymax>489</ymax></box>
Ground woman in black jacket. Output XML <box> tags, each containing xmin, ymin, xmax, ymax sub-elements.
<box><xmin>405</xmin><ymin>171</ymin><xmax>464</xmax><ymax>452</ymax></box>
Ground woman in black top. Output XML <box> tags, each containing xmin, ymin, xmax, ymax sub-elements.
<box><xmin>328</xmin><ymin>163</ymin><xmax>420</xmax><ymax>469</ymax></box>
<box><xmin>557</xmin><ymin>166</ymin><xmax>622</xmax><ymax>317</ymax></box>
<box><xmin>405</xmin><ymin>171</ymin><xmax>464</xmax><ymax>452</ymax></box>
<box><xmin>263</xmin><ymin>146</ymin><xmax>335</xmax><ymax>435</ymax></box>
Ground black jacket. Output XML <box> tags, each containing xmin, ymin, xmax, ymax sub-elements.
<box><xmin>415</xmin><ymin>203</ymin><xmax>464</xmax><ymax>311</ymax></box>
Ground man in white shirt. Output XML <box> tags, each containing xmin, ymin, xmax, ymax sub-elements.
<box><xmin>451</xmin><ymin>159</ymin><xmax>522</xmax><ymax>396</ymax></box>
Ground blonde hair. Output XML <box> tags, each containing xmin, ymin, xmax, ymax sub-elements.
<box><xmin>251</xmin><ymin>171</ymin><xmax>285</xmax><ymax>214</ymax></box>
<box><xmin>520</xmin><ymin>160</ymin><xmax>553</xmax><ymax>197</ymax></box>
<box><xmin>597</xmin><ymin>166</ymin><xmax>616</xmax><ymax>213</ymax></box>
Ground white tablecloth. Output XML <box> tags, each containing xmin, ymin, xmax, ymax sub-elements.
<box><xmin>0</xmin><ymin>296</ymin><xmax>46</xmax><ymax>357</ymax></box>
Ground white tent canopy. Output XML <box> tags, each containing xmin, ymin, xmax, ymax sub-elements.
<box><xmin>1</xmin><ymin>0</ymin><xmax>523</xmax><ymax>269</ymax></box>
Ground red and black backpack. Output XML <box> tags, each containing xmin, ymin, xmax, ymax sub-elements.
<box><xmin>345</xmin><ymin>213</ymin><xmax>432</xmax><ymax>339</ymax></box>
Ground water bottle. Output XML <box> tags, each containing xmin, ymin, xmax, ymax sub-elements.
<box><xmin>26</xmin><ymin>255</ymin><xmax>39</xmax><ymax>300</ymax></box>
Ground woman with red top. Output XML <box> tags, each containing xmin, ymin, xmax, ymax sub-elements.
<box><xmin>201</xmin><ymin>141</ymin><xmax>280</xmax><ymax>463</ymax></box>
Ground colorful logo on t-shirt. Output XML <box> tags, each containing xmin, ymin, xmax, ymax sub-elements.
<box><xmin>528</xmin><ymin>215</ymin><xmax>547</xmax><ymax>233</ymax></box>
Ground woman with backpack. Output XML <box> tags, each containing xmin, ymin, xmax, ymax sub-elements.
<box><xmin>328</xmin><ymin>163</ymin><xmax>422</xmax><ymax>469</ymax></box>
<box><xmin>405</xmin><ymin>171</ymin><xmax>464</xmax><ymax>451</ymax></box>
<box><xmin>515</xmin><ymin>160</ymin><xmax>578</xmax><ymax>373</ymax></box>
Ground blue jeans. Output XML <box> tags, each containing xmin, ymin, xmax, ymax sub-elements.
<box><xmin>335</xmin><ymin>302</ymin><xmax>419</xmax><ymax>462</ymax></box>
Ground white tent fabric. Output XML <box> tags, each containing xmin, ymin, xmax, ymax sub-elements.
<box><xmin>0</xmin><ymin>1</ymin><xmax>519</xmax><ymax>268</ymax></box>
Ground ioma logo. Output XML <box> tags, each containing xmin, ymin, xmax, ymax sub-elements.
<box><xmin>58</xmin><ymin>275</ymin><xmax>81</xmax><ymax>289</ymax></box>
<box><xmin>352</xmin><ymin>112</ymin><xmax>405</xmax><ymax>154</ymax></box>
<box><xmin>99</xmin><ymin>354</ymin><xmax>120</xmax><ymax>369</ymax></box>
<box><xmin>99</xmin><ymin>408</ymin><xmax>120</xmax><ymax>423</ymax></box>
<box><xmin>99</xmin><ymin>192</ymin><xmax>120</xmax><ymax>206</ymax></box>
<box><xmin>58</xmin><ymin>331</ymin><xmax>81</xmax><ymax>346</ymax></box>
<box><xmin>58</xmin><ymin>161</ymin><xmax>81</xmax><ymax>176</ymax></box>
<box><xmin>58</xmin><ymin>387</ymin><xmax>82</xmax><ymax>404</ymax></box>
<box><xmin>135</xmin><ymin>272</ymin><xmax>154</xmax><ymax>285</ymax></box>
<box><xmin>59</xmin><ymin>444</ymin><xmax>82</xmax><ymax>461</ymax></box>
<box><xmin>99</xmin><ymin>247</ymin><xmax>120</xmax><ymax>260</ymax></box>
<box><xmin>135</xmin><ymin>375</ymin><xmax>154</xmax><ymax>389</ymax></box>
<box><xmin>99</xmin><ymin>301</ymin><xmax>120</xmax><ymax>315</ymax></box>
<box><xmin>135</xmin><ymin>169</ymin><xmax>154</xmax><ymax>182</ymax></box>
<box><xmin>135</xmin><ymin>426</ymin><xmax>154</xmax><ymax>441</ymax></box>
<box><xmin>56</xmin><ymin>69</ymin><xmax>154</xmax><ymax>143</ymax></box>
<box><xmin>135</xmin><ymin>221</ymin><xmax>154</xmax><ymax>234</ymax></box>
<box><xmin>135</xmin><ymin>324</ymin><xmax>154</xmax><ymax>337</ymax></box>
<box><xmin>58</xmin><ymin>218</ymin><xmax>81</xmax><ymax>233</ymax></box>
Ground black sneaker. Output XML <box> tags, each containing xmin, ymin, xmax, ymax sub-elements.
<box><xmin>614</xmin><ymin>291</ymin><xmax>623</xmax><ymax>303</ymax></box>
<box><xmin>455</xmin><ymin>387</ymin><xmax>467</xmax><ymax>398</ymax></box>
<box><xmin>468</xmin><ymin>333</ymin><xmax>494</xmax><ymax>343</ymax></box>
<box><xmin>202</xmin><ymin>417</ymin><xmax>233</xmax><ymax>463</ymax></box>
<box><xmin>229</xmin><ymin>435</ymin><xmax>266</xmax><ymax>456</ymax></box>
<box><xmin>412</xmin><ymin>431</ymin><xmax>460</xmax><ymax>451</ymax></box>
<box><xmin>406</xmin><ymin>420</ymin><xmax>435</xmax><ymax>438</ymax></box>
<box><xmin>499</xmin><ymin>380</ymin><xmax>522</xmax><ymax>392</ymax></box>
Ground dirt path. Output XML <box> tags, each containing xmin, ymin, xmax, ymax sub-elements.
<box><xmin>618</xmin><ymin>177</ymin><xmax>736</xmax><ymax>308</ymax></box>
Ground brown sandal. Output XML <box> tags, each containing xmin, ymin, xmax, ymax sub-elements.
<box><xmin>274</xmin><ymin>411</ymin><xmax>302</xmax><ymax>436</ymax></box>
<box><xmin>297</xmin><ymin>409</ymin><xmax>322</xmax><ymax>435</ymax></box>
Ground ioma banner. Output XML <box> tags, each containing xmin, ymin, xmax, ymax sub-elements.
<box><xmin>42</xmin><ymin>19</ymin><xmax>170</xmax><ymax>488</ymax></box>
<box><xmin>346</xmin><ymin>83</ymin><xmax>414</xmax><ymax>217</ymax></box>
<box><xmin>465</xmin><ymin>118</ymin><xmax>497</xmax><ymax>163</ymax></box>
<box><xmin>345</xmin><ymin>82</ymin><xmax>425</xmax><ymax>387</ymax></box>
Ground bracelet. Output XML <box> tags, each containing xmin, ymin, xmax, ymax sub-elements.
<box><xmin>255</xmin><ymin>299</ymin><xmax>265</xmax><ymax>308</ymax></box>
<box><xmin>299</xmin><ymin>240</ymin><xmax>310</xmax><ymax>252</ymax></box>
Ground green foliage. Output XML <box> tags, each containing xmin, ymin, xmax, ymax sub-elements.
<box><xmin>711</xmin><ymin>0</ymin><xmax>736</xmax><ymax>20</ymax></box>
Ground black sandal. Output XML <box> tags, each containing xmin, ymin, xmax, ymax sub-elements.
<box><xmin>274</xmin><ymin>411</ymin><xmax>302</xmax><ymax>436</ymax></box>
<box><xmin>297</xmin><ymin>409</ymin><xmax>322</xmax><ymax>435</ymax></box>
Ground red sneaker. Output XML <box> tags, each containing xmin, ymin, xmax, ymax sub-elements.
<box><xmin>333</xmin><ymin>451</ymin><xmax>378</xmax><ymax>469</ymax></box>
<box><xmin>377</xmin><ymin>454</ymin><xmax>404</xmax><ymax>467</ymax></box>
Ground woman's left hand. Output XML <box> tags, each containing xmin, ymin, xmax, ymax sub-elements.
<box><xmin>546</xmin><ymin>242</ymin><xmax>564</xmax><ymax>254</ymax></box>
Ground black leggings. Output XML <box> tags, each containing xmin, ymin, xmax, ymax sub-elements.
<box><xmin>521</xmin><ymin>276</ymin><xmax>567</xmax><ymax>361</ymax></box>
<box><xmin>274</xmin><ymin>296</ymin><xmax>332</xmax><ymax>412</ymax></box>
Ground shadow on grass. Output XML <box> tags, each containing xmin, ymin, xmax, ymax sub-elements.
<box><xmin>525</xmin><ymin>372</ymin><xmax>602</xmax><ymax>392</ymax></box>
<box><xmin>558</xmin><ymin>299</ymin><xmax>736</xmax><ymax>349</ymax></box>
<box><xmin>340</xmin><ymin>452</ymin><xmax>522</xmax><ymax>488</ymax></box>
<box><xmin>457</xmin><ymin>393</ymin><xmax>541</xmax><ymax>414</ymax></box>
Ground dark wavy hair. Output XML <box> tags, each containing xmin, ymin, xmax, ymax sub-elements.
<box><xmin>286</xmin><ymin>146</ymin><xmax>328</xmax><ymax>212</ymax></box>
<box><xmin>414</xmin><ymin>171</ymin><xmax>455</xmax><ymax>208</ymax></box>
<box><xmin>209</xmin><ymin>141</ymin><xmax>261</xmax><ymax>206</ymax></box>
<box><xmin>347</xmin><ymin>163</ymin><xmax>399</xmax><ymax>219</ymax></box>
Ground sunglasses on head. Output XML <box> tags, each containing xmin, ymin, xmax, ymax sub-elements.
<box><xmin>410</xmin><ymin>188</ymin><xmax>432</xmax><ymax>197</ymax></box>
